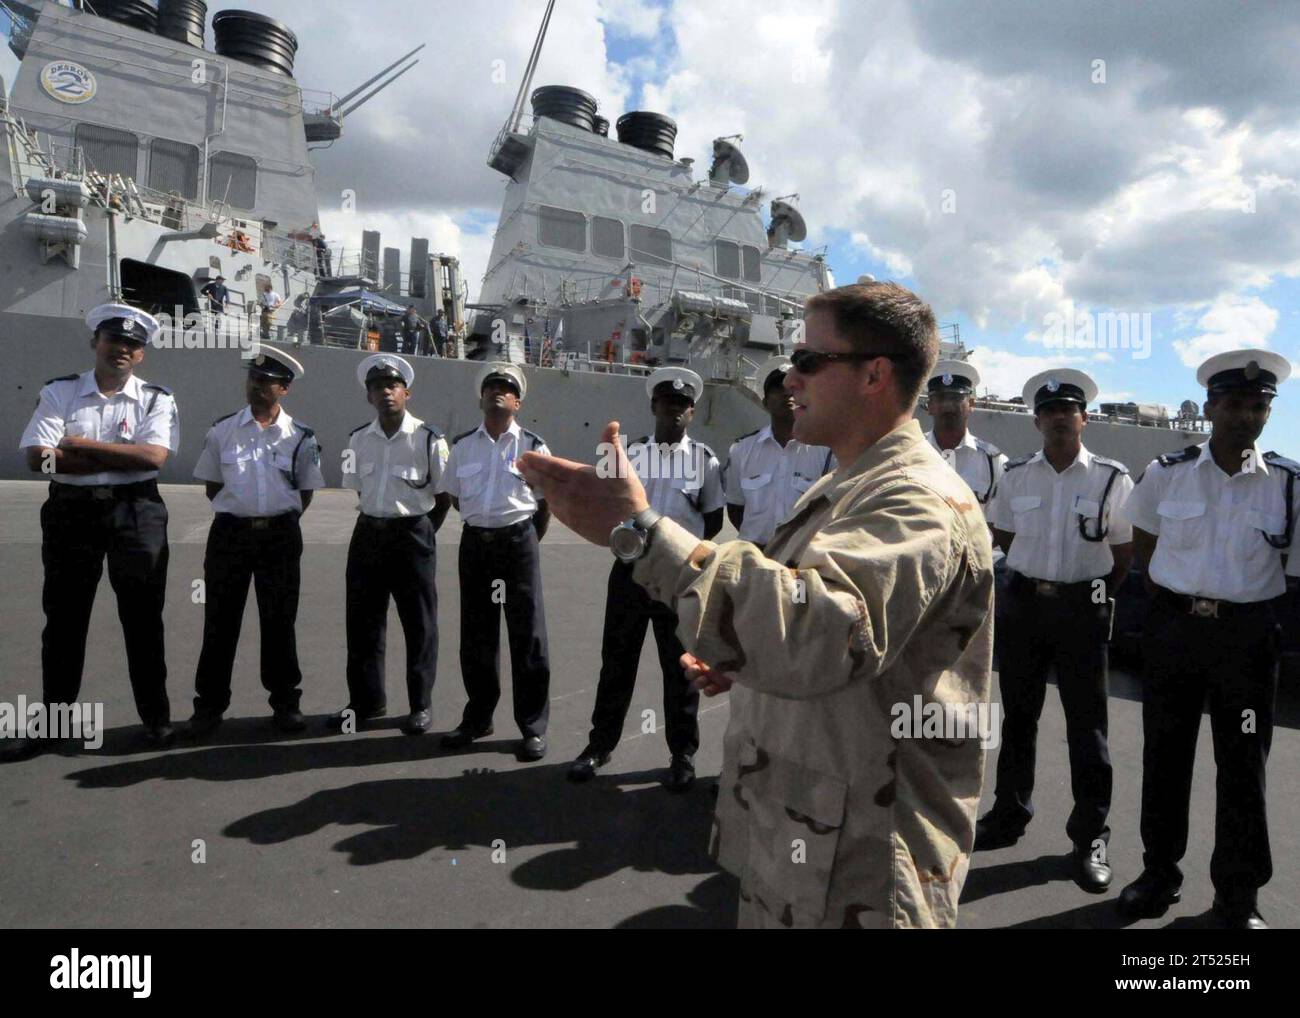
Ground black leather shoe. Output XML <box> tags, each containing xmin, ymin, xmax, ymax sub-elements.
<box><xmin>1212</xmin><ymin>897</ymin><xmax>1267</xmax><ymax>930</ymax></box>
<box><xmin>973</xmin><ymin>811</ymin><xmax>1026</xmax><ymax>851</ymax></box>
<box><xmin>1117</xmin><ymin>870</ymin><xmax>1182</xmax><ymax>918</ymax></box>
<box><xmin>186</xmin><ymin>711</ymin><xmax>223</xmax><ymax>740</ymax></box>
<box><xmin>1072</xmin><ymin>846</ymin><xmax>1112</xmax><ymax>893</ymax></box>
<box><xmin>272</xmin><ymin>708</ymin><xmax>306</xmax><ymax>734</ymax></box>
<box><xmin>567</xmin><ymin>749</ymin><xmax>610</xmax><ymax>782</ymax></box>
<box><xmin>142</xmin><ymin>722</ymin><xmax>175</xmax><ymax>748</ymax></box>
<box><xmin>518</xmin><ymin>735</ymin><xmax>547</xmax><ymax>761</ymax></box>
<box><xmin>325</xmin><ymin>705</ymin><xmax>385</xmax><ymax>731</ymax></box>
<box><xmin>666</xmin><ymin>755</ymin><xmax>696</xmax><ymax>793</ymax></box>
<box><xmin>441</xmin><ymin>724</ymin><xmax>493</xmax><ymax>749</ymax></box>
<box><xmin>402</xmin><ymin>709</ymin><xmax>432</xmax><ymax>735</ymax></box>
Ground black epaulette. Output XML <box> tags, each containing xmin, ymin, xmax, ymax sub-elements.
<box><xmin>630</xmin><ymin>434</ymin><xmax>651</xmax><ymax>447</ymax></box>
<box><xmin>1004</xmin><ymin>456</ymin><xmax>1032</xmax><ymax>471</ymax></box>
<box><xmin>451</xmin><ymin>427</ymin><xmax>477</xmax><ymax>445</ymax></box>
<box><xmin>733</xmin><ymin>427</ymin><xmax>761</xmax><ymax>443</ymax></box>
<box><xmin>973</xmin><ymin>436</ymin><xmax>1002</xmax><ymax>457</ymax></box>
<box><xmin>521</xmin><ymin>427</ymin><xmax>545</xmax><ymax>451</ymax></box>
<box><xmin>211</xmin><ymin>410</ymin><xmax>239</xmax><ymax>426</ymax></box>
<box><xmin>1157</xmin><ymin>445</ymin><xmax>1201</xmax><ymax>468</ymax></box>
<box><xmin>1092</xmin><ymin>454</ymin><xmax>1130</xmax><ymax>474</ymax></box>
<box><xmin>419</xmin><ymin>422</ymin><xmax>444</xmax><ymax>440</ymax></box>
<box><xmin>143</xmin><ymin>383</ymin><xmax>173</xmax><ymax>396</ymax></box>
<box><xmin>142</xmin><ymin>383</ymin><xmax>172</xmax><ymax>414</ymax></box>
<box><xmin>294</xmin><ymin>422</ymin><xmax>315</xmax><ymax>437</ymax></box>
<box><xmin>349</xmin><ymin>422</ymin><xmax>370</xmax><ymax>436</ymax></box>
<box><xmin>1264</xmin><ymin>451</ymin><xmax>1300</xmax><ymax>475</ymax></box>
<box><xmin>44</xmin><ymin>373</ymin><xmax>79</xmax><ymax>386</ymax></box>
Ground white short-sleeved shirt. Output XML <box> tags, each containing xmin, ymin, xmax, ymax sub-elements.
<box><xmin>629</xmin><ymin>434</ymin><xmax>726</xmax><ymax>539</ymax></box>
<box><xmin>343</xmin><ymin>411</ymin><xmax>449</xmax><ymax>518</ymax></box>
<box><xmin>193</xmin><ymin>405</ymin><xmax>324</xmax><ymax>517</ymax></box>
<box><xmin>18</xmin><ymin>370</ymin><xmax>179</xmax><ymax>485</ymax></box>
<box><xmin>925</xmin><ymin>429</ymin><xmax>1007</xmax><ymax>506</ymax></box>
<box><xmin>1121</xmin><ymin>442</ymin><xmax>1292</xmax><ymax>602</ymax></box>
<box><xmin>439</xmin><ymin>419</ymin><xmax>549</xmax><ymax>528</ymax></box>
<box><xmin>988</xmin><ymin>444</ymin><xmax>1135</xmax><ymax>583</ymax></box>
<box><xmin>725</xmin><ymin>426</ymin><xmax>834</xmax><ymax>544</ymax></box>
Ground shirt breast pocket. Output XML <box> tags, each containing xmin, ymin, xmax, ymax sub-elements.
<box><xmin>1010</xmin><ymin>494</ymin><xmax>1044</xmax><ymax>536</ymax></box>
<box><xmin>456</xmin><ymin>461</ymin><xmax>485</xmax><ymax>497</ymax></box>
<box><xmin>791</xmin><ymin>473</ymin><xmax>816</xmax><ymax>494</ymax></box>
<box><xmin>1156</xmin><ymin>499</ymin><xmax>1206</xmax><ymax>550</ymax></box>
<box><xmin>393</xmin><ymin>464</ymin><xmax>424</xmax><ymax>487</ymax></box>
<box><xmin>1241</xmin><ymin>509</ymin><xmax>1286</xmax><ymax>563</ymax></box>
<box><xmin>220</xmin><ymin>449</ymin><xmax>250</xmax><ymax>482</ymax></box>
<box><xmin>64</xmin><ymin>413</ymin><xmax>95</xmax><ymax>439</ymax></box>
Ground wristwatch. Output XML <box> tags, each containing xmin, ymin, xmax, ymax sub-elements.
<box><xmin>610</xmin><ymin>507</ymin><xmax>662</xmax><ymax>563</ymax></box>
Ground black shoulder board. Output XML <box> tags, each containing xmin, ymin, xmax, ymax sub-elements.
<box><xmin>1004</xmin><ymin>456</ymin><xmax>1032</xmax><ymax>471</ymax></box>
<box><xmin>521</xmin><ymin>427</ymin><xmax>544</xmax><ymax>450</ymax></box>
<box><xmin>349</xmin><ymin>422</ymin><xmax>370</xmax><ymax>436</ymax></box>
<box><xmin>419</xmin><ymin>422</ymin><xmax>444</xmax><ymax>440</ymax></box>
<box><xmin>734</xmin><ymin>427</ymin><xmax>761</xmax><ymax>443</ymax></box>
<box><xmin>1093</xmin><ymin>454</ymin><xmax>1130</xmax><ymax>474</ymax></box>
<box><xmin>211</xmin><ymin>410</ymin><xmax>240</xmax><ymax>426</ymax></box>
<box><xmin>1264</xmin><ymin>451</ymin><xmax>1300</xmax><ymax>474</ymax></box>
<box><xmin>631</xmin><ymin>434</ymin><xmax>651</xmax><ymax>447</ymax></box>
<box><xmin>452</xmin><ymin>427</ymin><xmax>477</xmax><ymax>445</ymax></box>
<box><xmin>1157</xmin><ymin>445</ymin><xmax>1201</xmax><ymax>468</ymax></box>
<box><xmin>294</xmin><ymin>422</ymin><xmax>315</xmax><ymax>437</ymax></box>
<box><xmin>45</xmin><ymin>373</ymin><xmax>79</xmax><ymax>386</ymax></box>
<box><xmin>143</xmin><ymin>383</ymin><xmax>173</xmax><ymax>395</ymax></box>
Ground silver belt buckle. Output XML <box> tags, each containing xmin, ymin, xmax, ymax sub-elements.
<box><xmin>250</xmin><ymin>518</ymin><xmax>270</xmax><ymax>530</ymax></box>
<box><xmin>1035</xmin><ymin>580</ymin><xmax>1060</xmax><ymax>598</ymax></box>
<box><xmin>1190</xmin><ymin>597</ymin><xmax>1219</xmax><ymax>618</ymax></box>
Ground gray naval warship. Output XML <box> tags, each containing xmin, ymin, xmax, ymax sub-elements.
<box><xmin>0</xmin><ymin>0</ymin><xmax>1210</xmax><ymax>484</ymax></box>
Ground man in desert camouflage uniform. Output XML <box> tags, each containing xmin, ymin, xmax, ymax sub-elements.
<box><xmin>519</xmin><ymin>281</ymin><xmax>994</xmax><ymax>928</ymax></box>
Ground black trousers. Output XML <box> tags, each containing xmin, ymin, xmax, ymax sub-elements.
<box><xmin>589</xmin><ymin>561</ymin><xmax>699</xmax><ymax>757</ymax></box>
<box><xmin>1139</xmin><ymin>595</ymin><xmax>1279</xmax><ymax>904</ymax></box>
<box><xmin>39</xmin><ymin>482</ymin><xmax>170</xmax><ymax>726</ymax></box>
<box><xmin>457</xmin><ymin>520</ymin><xmax>549</xmax><ymax>737</ymax></box>
<box><xmin>992</xmin><ymin>576</ymin><xmax>1113</xmax><ymax>847</ymax></box>
<box><xmin>193</xmin><ymin>513</ymin><xmax>304</xmax><ymax>715</ymax></box>
<box><xmin>345</xmin><ymin>515</ymin><xmax>439</xmax><ymax>713</ymax></box>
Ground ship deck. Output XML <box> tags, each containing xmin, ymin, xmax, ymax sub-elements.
<box><xmin>0</xmin><ymin>480</ymin><xmax>1295</xmax><ymax>929</ymax></box>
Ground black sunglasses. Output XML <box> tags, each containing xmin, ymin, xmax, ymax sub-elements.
<box><xmin>789</xmin><ymin>348</ymin><xmax>892</xmax><ymax>375</ymax></box>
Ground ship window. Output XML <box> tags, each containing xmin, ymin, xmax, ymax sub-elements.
<box><xmin>208</xmin><ymin>152</ymin><xmax>257</xmax><ymax>211</ymax></box>
<box><xmin>148</xmin><ymin>138</ymin><xmax>200</xmax><ymax>199</ymax></box>
<box><xmin>742</xmin><ymin>245</ymin><xmax>762</xmax><ymax>282</ymax></box>
<box><xmin>592</xmin><ymin>216</ymin><xmax>624</xmax><ymax>259</ymax></box>
<box><xmin>714</xmin><ymin>240</ymin><xmax>740</xmax><ymax>279</ymax></box>
<box><xmin>630</xmin><ymin>224</ymin><xmax>672</xmax><ymax>266</ymax></box>
<box><xmin>120</xmin><ymin>259</ymin><xmax>200</xmax><ymax>317</ymax></box>
<box><xmin>75</xmin><ymin>123</ymin><xmax>138</xmax><ymax>181</ymax></box>
<box><xmin>538</xmin><ymin>205</ymin><xmax>586</xmax><ymax>252</ymax></box>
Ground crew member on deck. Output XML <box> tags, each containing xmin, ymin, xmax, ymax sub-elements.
<box><xmin>188</xmin><ymin>350</ymin><xmax>323</xmax><ymax>739</ymax></box>
<box><xmin>440</xmin><ymin>363</ymin><xmax>553</xmax><ymax>761</ymax></box>
<box><xmin>1116</xmin><ymin>349</ymin><xmax>1293</xmax><ymax>930</ymax></box>
<box><xmin>725</xmin><ymin>356</ymin><xmax>834</xmax><ymax>547</ymax></box>
<box><xmin>978</xmin><ymin>368</ymin><xmax>1134</xmax><ymax>895</ymax></box>
<box><xmin>9</xmin><ymin>304</ymin><xmax>179</xmax><ymax>759</ymax></box>
<box><xmin>924</xmin><ymin>359</ymin><xmax>1006</xmax><ymax>509</ymax></box>
<box><xmin>568</xmin><ymin>367</ymin><xmax>725</xmax><ymax>792</ymax></box>
<box><xmin>329</xmin><ymin>354</ymin><xmax>451</xmax><ymax>736</ymax></box>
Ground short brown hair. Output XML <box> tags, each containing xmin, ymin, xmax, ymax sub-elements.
<box><xmin>805</xmin><ymin>281</ymin><xmax>939</xmax><ymax>407</ymax></box>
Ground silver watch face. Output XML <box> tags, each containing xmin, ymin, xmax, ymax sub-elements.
<box><xmin>610</xmin><ymin>523</ymin><xmax>645</xmax><ymax>561</ymax></box>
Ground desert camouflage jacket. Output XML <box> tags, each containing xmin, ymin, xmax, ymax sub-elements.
<box><xmin>633</xmin><ymin>419</ymin><xmax>994</xmax><ymax>927</ymax></box>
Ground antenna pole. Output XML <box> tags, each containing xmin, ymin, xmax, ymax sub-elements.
<box><xmin>334</xmin><ymin>44</ymin><xmax>426</xmax><ymax>109</ymax></box>
<box><xmin>509</xmin><ymin>0</ymin><xmax>555</xmax><ymax>133</ymax></box>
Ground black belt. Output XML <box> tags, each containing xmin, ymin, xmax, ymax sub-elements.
<box><xmin>462</xmin><ymin>519</ymin><xmax>532</xmax><ymax>541</ymax></box>
<box><xmin>216</xmin><ymin>511</ymin><xmax>299</xmax><ymax>530</ymax></box>
<box><xmin>1007</xmin><ymin>572</ymin><xmax>1100</xmax><ymax>599</ymax></box>
<box><xmin>1154</xmin><ymin>586</ymin><xmax>1277</xmax><ymax>620</ymax></box>
<box><xmin>49</xmin><ymin>479</ymin><xmax>158</xmax><ymax>501</ymax></box>
<box><xmin>359</xmin><ymin>513</ymin><xmax>428</xmax><ymax>527</ymax></box>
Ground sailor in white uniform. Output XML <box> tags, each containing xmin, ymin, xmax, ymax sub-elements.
<box><xmin>923</xmin><ymin>359</ymin><xmax>1006</xmax><ymax>508</ymax></box>
<box><xmin>11</xmin><ymin>304</ymin><xmax>179</xmax><ymax>758</ymax></box>
<box><xmin>725</xmin><ymin>356</ymin><xmax>834</xmax><ymax>547</ymax></box>
<box><xmin>330</xmin><ymin>354</ymin><xmax>451</xmax><ymax>736</ymax></box>
<box><xmin>440</xmin><ymin>363</ymin><xmax>554</xmax><ymax>761</ymax></box>
<box><xmin>1116</xmin><ymin>348</ymin><xmax>1293</xmax><ymax>929</ymax></box>
<box><xmin>189</xmin><ymin>349</ymin><xmax>323</xmax><ymax>738</ymax></box>
<box><xmin>978</xmin><ymin>368</ymin><xmax>1135</xmax><ymax>895</ymax></box>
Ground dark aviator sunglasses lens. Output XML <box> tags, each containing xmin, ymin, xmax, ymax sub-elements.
<box><xmin>791</xmin><ymin>350</ymin><xmax>821</xmax><ymax>373</ymax></box>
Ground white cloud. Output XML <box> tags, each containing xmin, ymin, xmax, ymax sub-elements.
<box><xmin>967</xmin><ymin>348</ymin><xmax>1089</xmax><ymax>402</ymax></box>
<box><xmin>1172</xmin><ymin>295</ymin><xmax>1279</xmax><ymax>367</ymax></box>
<box><xmin>598</xmin><ymin>0</ymin><xmax>665</xmax><ymax>40</ymax></box>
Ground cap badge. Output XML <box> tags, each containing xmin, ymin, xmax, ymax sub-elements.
<box><xmin>942</xmin><ymin>373</ymin><xmax>953</xmax><ymax>386</ymax></box>
<box><xmin>254</xmin><ymin>355</ymin><xmax>266</xmax><ymax>367</ymax></box>
<box><xmin>1245</xmin><ymin>360</ymin><xmax>1260</xmax><ymax>380</ymax></box>
<box><xmin>1046</xmin><ymin>377</ymin><xmax>1060</xmax><ymax>392</ymax></box>
<box><xmin>673</xmin><ymin>379</ymin><xmax>684</xmax><ymax>390</ymax></box>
